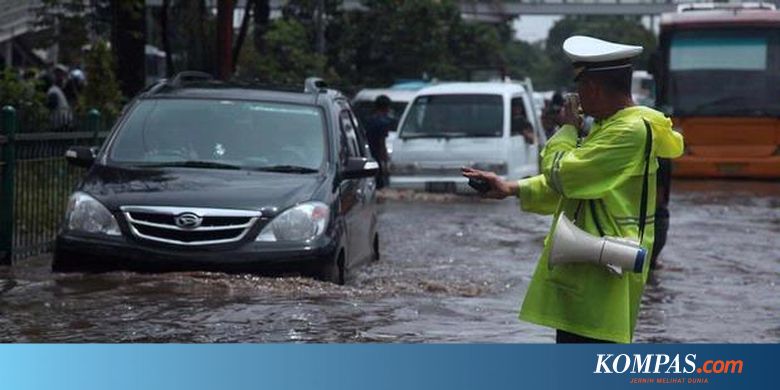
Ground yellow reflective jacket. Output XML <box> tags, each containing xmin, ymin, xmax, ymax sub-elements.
<box><xmin>517</xmin><ymin>106</ymin><xmax>684</xmax><ymax>343</ymax></box>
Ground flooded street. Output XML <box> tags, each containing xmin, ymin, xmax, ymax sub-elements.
<box><xmin>0</xmin><ymin>181</ymin><xmax>778</xmax><ymax>343</ymax></box>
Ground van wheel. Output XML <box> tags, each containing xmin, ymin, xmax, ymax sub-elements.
<box><xmin>319</xmin><ymin>251</ymin><xmax>346</xmax><ymax>285</ymax></box>
<box><xmin>371</xmin><ymin>234</ymin><xmax>380</xmax><ymax>262</ymax></box>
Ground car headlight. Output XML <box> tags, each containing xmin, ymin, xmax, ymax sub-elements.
<box><xmin>256</xmin><ymin>202</ymin><xmax>329</xmax><ymax>242</ymax></box>
<box><xmin>66</xmin><ymin>192</ymin><xmax>121</xmax><ymax>236</ymax></box>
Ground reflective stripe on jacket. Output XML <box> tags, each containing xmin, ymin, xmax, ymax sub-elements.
<box><xmin>517</xmin><ymin>106</ymin><xmax>683</xmax><ymax>343</ymax></box>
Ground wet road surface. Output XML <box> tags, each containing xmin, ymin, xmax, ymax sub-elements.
<box><xmin>0</xmin><ymin>180</ymin><xmax>778</xmax><ymax>342</ymax></box>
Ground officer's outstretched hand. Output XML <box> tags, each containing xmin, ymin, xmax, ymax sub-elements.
<box><xmin>461</xmin><ymin>167</ymin><xmax>517</xmax><ymax>199</ymax></box>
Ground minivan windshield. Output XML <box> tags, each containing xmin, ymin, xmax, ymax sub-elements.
<box><xmin>109</xmin><ymin>99</ymin><xmax>326</xmax><ymax>171</ymax></box>
<box><xmin>399</xmin><ymin>94</ymin><xmax>503</xmax><ymax>138</ymax></box>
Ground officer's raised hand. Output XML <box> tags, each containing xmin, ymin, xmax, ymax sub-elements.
<box><xmin>461</xmin><ymin>167</ymin><xmax>517</xmax><ymax>199</ymax></box>
<box><xmin>559</xmin><ymin>93</ymin><xmax>583</xmax><ymax>130</ymax></box>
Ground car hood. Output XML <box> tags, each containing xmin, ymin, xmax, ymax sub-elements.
<box><xmin>81</xmin><ymin>165</ymin><xmax>327</xmax><ymax>216</ymax></box>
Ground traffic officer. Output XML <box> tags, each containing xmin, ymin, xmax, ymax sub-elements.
<box><xmin>462</xmin><ymin>36</ymin><xmax>684</xmax><ymax>343</ymax></box>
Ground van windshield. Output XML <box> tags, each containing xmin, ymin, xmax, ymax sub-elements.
<box><xmin>399</xmin><ymin>94</ymin><xmax>503</xmax><ymax>138</ymax></box>
<box><xmin>108</xmin><ymin>99</ymin><xmax>326</xmax><ymax>171</ymax></box>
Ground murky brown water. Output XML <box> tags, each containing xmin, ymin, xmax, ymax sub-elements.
<box><xmin>0</xmin><ymin>180</ymin><xmax>778</xmax><ymax>342</ymax></box>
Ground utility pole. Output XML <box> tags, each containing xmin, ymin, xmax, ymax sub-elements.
<box><xmin>217</xmin><ymin>0</ymin><xmax>234</xmax><ymax>80</ymax></box>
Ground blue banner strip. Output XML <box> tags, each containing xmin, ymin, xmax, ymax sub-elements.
<box><xmin>0</xmin><ymin>344</ymin><xmax>775</xmax><ymax>389</ymax></box>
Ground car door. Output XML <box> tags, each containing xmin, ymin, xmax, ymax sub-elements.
<box><xmin>346</xmin><ymin>106</ymin><xmax>376</xmax><ymax>262</ymax></box>
<box><xmin>337</xmin><ymin>106</ymin><xmax>365</xmax><ymax>266</ymax></box>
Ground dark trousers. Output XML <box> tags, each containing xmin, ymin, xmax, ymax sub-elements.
<box><xmin>556</xmin><ymin>330</ymin><xmax>614</xmax><ymax>344</ymax></box>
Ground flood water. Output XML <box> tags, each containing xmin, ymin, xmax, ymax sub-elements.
<box><xmin>0</xmin><ymin>180</ymin><xmax>778</xmax><ymax>343</ymax></box>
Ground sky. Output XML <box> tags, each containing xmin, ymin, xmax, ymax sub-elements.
<box><xmin>513</xmin><ymin>15</ymin><xmax>562</xmax><ymax>44</ymax></box>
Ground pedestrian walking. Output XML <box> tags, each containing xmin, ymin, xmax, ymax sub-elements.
<box><xmin>46</xmin><ymin>64</ymin><xmax>73</xmax><ymax>130</ymax></box>
<box><xmin>364</xmin><ymin>95</ymin><xmax>396</xmax><ymax>188</ymax></box>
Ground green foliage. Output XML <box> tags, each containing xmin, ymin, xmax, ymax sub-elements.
<box><xmin>0</xmin><ymin>69</ymin><xmax>48</xmax><ymax>130</ymax></box>
<box><xmin>0</xmin><ymin>70</ymin><xmax>45</xmax><ymax>110</ymax></box>
<box><xmin>79</xmin><ymin>40</ymin><xmax>123</xmax><ymax>118</ymax></box>
<box><xmin>546</xmin><ymin>16</ymin><xmax>657</xmax><ymax>90</ymax></box>
<box><xmin>237</xmin><ymin>18</ymin><xmax>328</xmax><ymax>85</ymax></box>
<box><xmin>325</xmin><ymin>0</ymin><xmax>509</xmax><ymax>87</ymax></box>
<box><xmin>170</xmin><ymin>0</ymin><xmax>215</xmax><ymax>74</ymax></box>
<box><xmin>32</xmin><ymin>0</ymin><xmax>91</xmax><ymax>65</ymax></box>
<box><xmin>504</xmin><ymin>40</ymin><xmax>555</xmax><ymax>89</ymax></box>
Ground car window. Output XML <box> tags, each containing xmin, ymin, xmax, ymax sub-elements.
<box><xmin>510</xmin><ymin>97</ymin><xmax>532</xmax><ymax>137</ymax></box>
<box><xmin>339</xmin><ymin>110</ymin><xmax>361</xmax><ymax>159</ymax></box>
<box><xmin>346</xmin><ymin>109</ymin><xmax>369</xmax><ymax>157</ymax></box>
<box><xmin>399</xmin><ymin>94</ymin><xmax>503</xmax><ymax>138</ymax></box>
<box><xmin>109</xmin><ymin>99</ymin><xmax>326</xmax><ymax>170</ymax></box>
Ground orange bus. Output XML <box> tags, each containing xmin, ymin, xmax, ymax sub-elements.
<box><xmin>655</xmin><ymin>3</ymin><xmax>780</xmax><ymax>178</ymax></box>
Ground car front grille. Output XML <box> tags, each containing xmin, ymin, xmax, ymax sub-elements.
<box><xmin>120</xmin><ymin>206</ymin><xmax>262</xmax><ymax>246</ymax></box>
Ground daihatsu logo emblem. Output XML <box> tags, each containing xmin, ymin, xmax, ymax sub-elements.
<box><xmin>175</xmin><ymin>212</ymin><xmax>202</xmax><ymax>229</ymax></box>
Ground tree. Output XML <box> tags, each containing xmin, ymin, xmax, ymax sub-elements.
<box><xmin>160</xmin><ymin>0</ymin><xmax>174</xmax><ymax>76</ymax></box>
<box><xmin>170</xmin><ymin>0</ymin><xmax>215</xmax><ymax>74</ymax></box>
<box><xmin>236</xmin><ymin>18</ymin><xmax>327</xmax><ymax>85</ymax></box>
<box><xmin>546</xmin><ymin>16</ymin><xmax>656</xmax><ymax>90</ymax></box>
<box><xmin>32</xmin><ymin>0</ymin><xmax>92</xmax><ymax>65</ymax></box>
<box><xmin>79</xmin><ymin>40</ymin><xmax>123</xmax><ymax>118</ymax></box>
<box><xmin>504</xmin><ymin>40</ymin><xmax>555</xmax><ymax>89</ymax></box>
<box><xmin>110</xmin><ymin>0</ymin><xmax>146</xmax><ymax>97</ymax></box>
<box><xmin>0</xmin><ymin>69</ymin><xmax>47</xmax><ymax>128</ymax></box>
<box><xmin>325</xmin><ymin>0</ymin><xmax>510</xmax><ymax>87</ymax></box>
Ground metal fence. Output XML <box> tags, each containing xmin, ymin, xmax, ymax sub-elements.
<box><xmin>0</xmin><ymin>106</ymin><xmax>113</xmax><ymax>263</ymax></box>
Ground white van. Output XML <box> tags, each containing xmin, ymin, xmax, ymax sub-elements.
<box><xmin>389</xmin><ymin>81</ymin><xmax>545</xmax><ymax>192</ymax></box>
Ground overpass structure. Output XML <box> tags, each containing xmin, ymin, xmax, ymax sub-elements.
<box><xmin>3</xmin><ymin>0</ymin><xmax>780</xmax><ymax>64</ymax></box>
<box><xmin>463</xmin><ymin>0</ymin><xmax>683</xmax><ymax>17</ymax></box>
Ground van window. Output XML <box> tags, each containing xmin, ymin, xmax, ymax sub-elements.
<box><xmin>510</xmin><ymin>97</ymin><xmax>532</xmax><ymax>137</ymax></box>
<box><xmin>400</xmin><ymin>94</ymin><xmax>503</xmax><ymax>138</ymax></box>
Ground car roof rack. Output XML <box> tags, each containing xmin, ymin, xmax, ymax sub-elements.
<box><xmin>169</xmin><ymin>71</ymin><xmax>214</xmax><ymax>87</ymax></box>
<box><xmin>304</xmin><ymin>77</ymin><xmax>328</xmax><ymax>93</ymax></box>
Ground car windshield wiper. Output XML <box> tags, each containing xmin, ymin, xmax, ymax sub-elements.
<box><xmin>253</xmin><ymin>165</ymin><xmax>319</xmax><ymax>173</ymax></box>
<box><xmin>135</xmin><ymin>161</ymin><xmax>243</xmax><ymax>170</ymax></box>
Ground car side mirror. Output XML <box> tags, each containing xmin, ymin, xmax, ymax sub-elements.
<box><xmin>342</xmin><ymin>157</ymin><xmax>379</xmax><ymax>180</ymax></box>
<box><xmin>65</xmin><ymin>146</ymin><xmax>97</xmax><ymax>168</ymax></box>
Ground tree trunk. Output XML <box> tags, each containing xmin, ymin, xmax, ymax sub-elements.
<box><xmin>232</xmin><ymin>0</ymin><xmax>252</xmax><ymax>71</ymax></box>
<box><xmin>111</xmin><ymin>0</ymin><xmax>146</xmax><ymax>97</ymax></box>
<box><xmin>198</xmin><ymin>0</ymin><xmax>209</xmax><ymax>73</ymax></box>
<box><xmin>216</xmin><ymin>0</ymin><xmax>233</xmax><ymax>80</ymax></box>
<box><xmin>161</xmin><ymin>0</ymin><xmax>174</xmax><ymax>77</ymax></box>
<box><xmin>252</xmin><ymin>0</ymin><xmax>270</xmax><ymax>54</ymax></box>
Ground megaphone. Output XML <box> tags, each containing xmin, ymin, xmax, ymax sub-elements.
<box><xmin>549</xmin><ymin>214</ymin><xmax>646</xmax><ymax>275</ymax></box>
